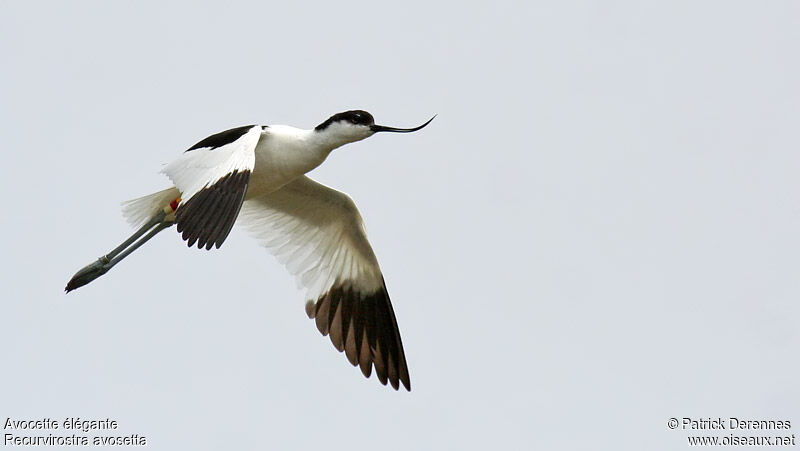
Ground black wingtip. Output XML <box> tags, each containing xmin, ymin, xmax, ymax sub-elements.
<box><xmin>175</xmin><ymin>170</ymin><xmax>250</xmax><ymax>251</ymax></box>
<box><xmin>309</xmin><ymin>282</ymin><xmax>411</xmax><ymax>392</ymax></box>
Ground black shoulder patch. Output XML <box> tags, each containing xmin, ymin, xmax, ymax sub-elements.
<box><xmin>307</xmin><ymin>280</ymin><xmax>410</xmax><ymax>391</ymax></box>
<box><xmin>186</xmin><ymin>125</ymin><xmax>256</xmax><ymax>152</ymax></box>
<box><xmin>175</xmin><ymin>169</ymin><xmax>251</xmax><ymax>250</ymax></box>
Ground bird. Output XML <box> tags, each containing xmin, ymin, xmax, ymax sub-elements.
<box><xmin>65</xmin><ymin>110</ymin><xmax>434</xmax><ymax>391</ymax></box>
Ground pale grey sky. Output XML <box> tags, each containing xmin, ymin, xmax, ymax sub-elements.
<box><xmin>2</xmin><ymin>1</ymin><xmax>799</xmax><ymax>450</ymax></box>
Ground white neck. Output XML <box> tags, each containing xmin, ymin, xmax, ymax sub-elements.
<box><xmin>248</xmin><ymin>124</ymin><xmax>370</xmax><ymax>198</ymax></box>
<box><xmin>311</xmin><ymin>121</ymin><xmax>373</xmax><ymax>153</ymax></box>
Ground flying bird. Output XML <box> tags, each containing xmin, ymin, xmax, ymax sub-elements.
<box><xmin>65</xmin><ymin>110</ymin><xmax>435</xmax><ymax>391</ymax></box>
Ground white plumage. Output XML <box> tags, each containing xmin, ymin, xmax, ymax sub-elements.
<box><xmin>239</xmin><ymin>175</ymin><xmax>384</xmax><ymax>304</ymax></box>
<box><xmin>163</xmin><ymin>124</ymin><xmax>261</xmax><ymax>204</ymax></box>
<box><xmin>121</xmin><ymin>186</ymin><xmax>180</xmax><ymax>228</ymax></box>
<box><xmin>67</xmin><ymin>110</ymin><xmax>434</xmax><ymax>391</ymax></box>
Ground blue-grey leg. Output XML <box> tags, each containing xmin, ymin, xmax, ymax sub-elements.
<box><xmin>65</xmin><ymin>210</ymin><xmax>174</xmax><ymax>292</ymax></box>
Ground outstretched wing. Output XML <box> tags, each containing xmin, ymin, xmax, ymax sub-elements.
<box><xmin>238</xmin><ymin>176</ymin><xmax>411</xmax><ymax>391</ymax></box>
<box><xmin>162</xmin><ymin>125</ymin><xmax>261</xmax><ymax>250</ymax></box>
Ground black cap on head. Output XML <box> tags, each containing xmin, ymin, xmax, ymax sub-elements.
<box><xmin>315</xmin><ymin>110</ymin><xmax>375</xmax><ymax>131</ymax></box>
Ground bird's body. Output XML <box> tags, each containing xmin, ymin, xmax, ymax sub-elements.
<box><xmin>249</xmin><ymin>125</ymin><xmax>330</xmax><ymax>197</ymax></box>
<box><xmin>66</xmin><ymin>110</ymin><xmax>434</xmax><ymax>391</ymax></box>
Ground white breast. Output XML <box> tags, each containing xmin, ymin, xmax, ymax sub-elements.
<box><xmin>246</xmin><ymin>125</ymin><xmax>332</xmax><ymax>199</ymax></box>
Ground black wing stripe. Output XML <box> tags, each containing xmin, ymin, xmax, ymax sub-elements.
<box><xmin>308</xmin><ymin>281</ymin><xmax>410</xmax><ymax>391</ymax></box>
<box><xmin>185</xmin><ymin>190</ymin><xmax>224</xmax><ymax>248</ymax></box>
<box><xmin>197</xmin><ymin>179</ymin><xmax>238</xmax><ymax>250</ymax></box>
<box><xmin>203</xmin><ymin>181</ymin><xmax>241</xmax><ymax>249</ymax></box>
<box><xmin>178</xmin><ymin>185</ymin><xmax>215</xmax><ymax>245</ymax></box>
<box><xmin>213</xmin><ymin>187</ymin><xmax>248</xmax><ymax>249</ymax></box>
<box><xmin>175</xmin><ymin>170</ymin><xmax>251</xmax><ymax>250</ymax></box>
<box><xmin>206</xmin><ymin>193</ymin><xmax>238</xmax><ymax>249</ymax></box>
<box><xmin>202</xmin><ymin>170</ymin><xmax>249</xmax><ymax>248</ymax></box>
<box><xmin>196</xmin><ymin>189</ymin><xmax>231</xmax><ymax>249</ymax></box>
<box><xmin>186</xmin><ymin>125</ymin><xmax>256</xmax><ymax>152</ymax></box>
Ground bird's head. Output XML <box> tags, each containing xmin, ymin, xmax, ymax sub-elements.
<box><xmin>314</xmin><ymin>110</ymin><xmax>435</xmax><ymax>148</ymax></box>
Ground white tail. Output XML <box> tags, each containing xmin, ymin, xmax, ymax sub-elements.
<box><xmin>121</xmin><ymin>186</ymin><xmax>180</xmax><ymax>228</ymax></box>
